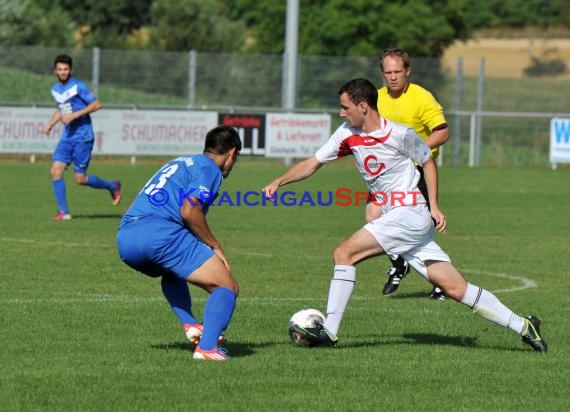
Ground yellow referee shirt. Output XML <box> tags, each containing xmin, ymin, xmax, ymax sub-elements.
<box><xmin>378</xmin><ymin>83</ymin><xmax>446</xmax><ymax>158</ymax></box>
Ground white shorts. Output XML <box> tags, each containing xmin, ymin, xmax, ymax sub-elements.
<box><xmin>363</xmin><ymin>205</ymin><xmax>450</xmax><ymax>279</ymax></box>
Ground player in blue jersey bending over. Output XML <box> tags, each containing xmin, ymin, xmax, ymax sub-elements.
<box><xmin>42</xmin><ymin>54</ymin><xmax>121</xmax><ymax>221</ymax></box>
<box><xmin>116</xmin><ymin>126</ymin><xmax>241</xmax><ymax>361</ymax></box>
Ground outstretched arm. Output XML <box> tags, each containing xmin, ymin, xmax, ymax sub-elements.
<box><xmin>262</xmin><ymin>156</ymin><xmax>324</xmax><ymax>198</ymax></box>
<box><xmin>181</xmin><ymin>196</ymin><xmax>230</xmax><ymax>271</ymax></box>
<box><xmin>422</xmin><ymin>157</ymin><xmax>446</xmax><ymax>233</ymax></box>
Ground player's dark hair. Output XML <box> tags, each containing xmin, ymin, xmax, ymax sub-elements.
<box><xmin>338</xmin><ymin>78</ymin><xmax>378</xmax><ymax>111</ymax></box>
<box><xmin>204</xmin><ymin>125</ymin><xmax>242</xmax><ymax>155</ymax></box>
<box><xmin>378</xmin><ymin>48</ymin><xmax>410</xmax><ymax>70</ymax></box>
<box><xmin>54</xmin><ymin>54</ymin><xmax>73</xmax><ymax>69</ymax></box>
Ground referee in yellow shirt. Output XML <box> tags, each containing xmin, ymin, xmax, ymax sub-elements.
<box><xmin>366</xmin><ymin>48</ymin><xmax>449</xmax><ymax>299</ymax></box>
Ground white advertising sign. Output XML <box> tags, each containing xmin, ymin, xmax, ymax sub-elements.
<box><xmin>265</xmin><ymin>113</ymin><xmax>331</xmax><ymax>158</ymax></box>
<box><xmin>0</xmin><ymin>107</ymin><xmax>218</xmax><ymax>155</ymax></box>
<box><xmin>550</xmin><ymin>118</ymin><xmax>570</xmax><ymax>166</ymax></box>
<box><xmin>0</xmin><ymin>107</ymin><xmax>61</xmax><ymax>153</ymax></box>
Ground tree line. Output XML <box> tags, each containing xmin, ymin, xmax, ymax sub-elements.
<box><xmin>1</xmin><ymin>0</ymin><xmax>569</xmax><ymax>57</ymax></box>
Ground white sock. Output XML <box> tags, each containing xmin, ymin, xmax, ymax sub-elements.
<box><xmin>323</xmin><ymin>265</ymin><xmax>356</xmax><ymax>336</ymax></box>
<box><xmin>461</xmin><ymin>283</ymin><xmax>526</xmax><ymax>334</ymax></box>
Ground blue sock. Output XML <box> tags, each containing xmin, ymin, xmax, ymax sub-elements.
<box><xmin>86</xmin><ymin>175</ymin><xmax>115</xmax><ymax>191</ymax></box>
<box><xmin>53</xmin><ymin>179</ymin><xmax>68</xmax><ymax>214</ymax></box>
<box><xmin>161</xmin><ymin>273</ymin><xmax>199</xmax><ymax>326</ymax></box>
<box><xmin>200</xmin><ymin>287</ymin><xmax>237</xmax><ymax>350</ymax></box>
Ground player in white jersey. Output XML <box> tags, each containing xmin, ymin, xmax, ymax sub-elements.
<box><xmin>262</xmin><ymin>78</ymin><xmax>547</xmax><ymax>352</ymax></box>
<box><xmin>316</xmin><ymin>117</ymin><xmax>430</xmax><ymax>215</ymax></box>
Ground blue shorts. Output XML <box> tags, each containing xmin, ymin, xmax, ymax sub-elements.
<box><xmin>116</xmin><ymin>216</ymin><xmax>214</xmax><ymax>279</ymax></box>
<box><xmin>53</xmin><ymin>139</ymin><xmax>94</xmax><ymax>174</ymax></box>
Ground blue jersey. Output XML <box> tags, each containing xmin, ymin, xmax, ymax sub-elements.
<box><xmin>50</xmin><ymin>76</ymin><xmax>97</xmax><ymax>142</ymax></box>
<box><xmin>122</xmin><ymin>154</ymin><xmax>222</xmax><ymax>226</ymax></box>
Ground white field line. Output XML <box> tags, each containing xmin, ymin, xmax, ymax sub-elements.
<box><xmin>3</xmin><ymin>294</ymin><xmax>324</xmax><ymax>305</ymax></box>
<box><xmin>1</xmin><ymin>237</ymin><xmax>536</xmax><ymax>302</ymax></box>
<box><xmin>458</xmin><ymin>268</ymin><xmax>537</xmax><ymax>294</ymax></box>
<box><xmin>3</xmin><ymin>268</ymin><xmax>535</xmax><ymax>305</ymax></box>
<box><xmin>0</xmin><ymin>237</ymin><xmax>112</xmax><ymax>249</ymax></box>
<box><xmin>0</xmin><ymin>237</ymin><xmax>275</xmax><ymax>256</ymax></box>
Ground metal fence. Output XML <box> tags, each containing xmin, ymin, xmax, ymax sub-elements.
<box><xmin>1</xmin><ymin>45</ymin><xmax>569</xmax><ymax>167</ymax></box>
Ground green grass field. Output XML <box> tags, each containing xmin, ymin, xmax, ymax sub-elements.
<box><xmin>1</xmin><ymin>158</ymin><xmax>569</xmax><ymax>411</ymax></box>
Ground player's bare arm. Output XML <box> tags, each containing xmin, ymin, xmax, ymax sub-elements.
<box><xmin>422</xmin><ymin>157</ymin><xmax>447</xmax><ymax>233</ymax></box>
<box><xmin>425</xmin><ymin>124</ymin><xmax>449</xmax><ymax>149</ymax></box>
<box><xmin>262</xmin><ymin>156</ymin><xmax>324</xmax><ymax>197</ymax></box>
<box><xmin>181</xmin><ymin>196</ymin><xmax>230</xmax><ymax>271</ymax></box>
<box><xmin>42</xmin><ymin>109</ymin><xmax>62</xmax><ymax>134</ymax></box>
<box><xmin>60</xmin><ymin>99</ymin><xmax>102</xmax><ymax>125</ymax></box>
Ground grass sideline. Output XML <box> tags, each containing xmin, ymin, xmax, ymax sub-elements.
<box><xmin>1</xmin><ymin>159</ymin><xmax>569</xmax><ymax>411</ymax></box>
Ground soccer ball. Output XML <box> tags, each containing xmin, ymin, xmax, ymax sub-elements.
<box><xmin>288</xmin><ymin>308</ymin><xmax>325</xmax><ymax>347</ymax></box>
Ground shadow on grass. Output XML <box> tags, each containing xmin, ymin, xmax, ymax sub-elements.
<box><xmin>340</xmin><ymin>333</ymin><xmax>528</xmax><ymax>352</ymax></box>
<box><xmin>151</xmin><ymin>341</ymin><xmax>275</xmax><ymax>358</ymax></box>
<box><xmin>388</xmin><ymin>291</ymin><xmax>444</xmax><ymax>300</ymax></box>
<box><xmin>330</xmin><ymin>334</ymin><xmax>476</xmax><ymax>350</ymax></box>
<box><xmin>402</xmin><ymin>333</ymin><xmax>477</xmax><ymax>347</ymax></box>
<box><xmin>153</xmin><ymin>335</ymin><xmax>528</xmax><ymax>354</ymax></box>
<box><xmin>402</xmin><ymin>333</ymin><xmax>531</xmax><ymax>352</ymax></box>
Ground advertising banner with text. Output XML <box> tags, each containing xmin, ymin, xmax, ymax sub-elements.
<box><xmin>218</xmin><ymin>113</ymin><xmax>266</xmax><ymax>155</ymax></box>
<box><xmin>0</xmin><ymin>107</ymin><xmax>218</xmax><ymax>155</ymax></box>
<box><xmin>0</xmin><ymin>107</ymin><xmax>62</xmax><ymax>153</ymax></box>
<box><xmin>550</xmin><ymin>118</ymin><xmax>570</xmax><ymax>165</ymax></box>
<box><xmin>265</xmin><ymin>113</ymin><xmax>331</xmax><ymax>158</ymax></box>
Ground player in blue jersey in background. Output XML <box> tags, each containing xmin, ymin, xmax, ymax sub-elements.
<box><xmin>42</xmin><ymin>54</ymin><xmax>121</xmax><ymax>221</ymax></box>
<box><xmin>116</xmin><ymin>126</ymin><xmax>241</xmax><ymax>361</ymax></box>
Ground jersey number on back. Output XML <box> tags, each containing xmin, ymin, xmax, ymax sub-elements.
<box><xmin>140</xmin><ymin>164</ymin><xmax>179</xmax><ymax>195</ymax></box>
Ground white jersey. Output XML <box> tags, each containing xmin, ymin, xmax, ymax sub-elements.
<box><xmin>314</xmin><ymin>117</ymin><xmax>431</xmax><ymax>214</ymax></box>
